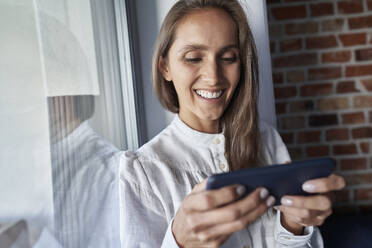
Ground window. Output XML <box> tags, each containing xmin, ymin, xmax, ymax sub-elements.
<box><xmin>0</xmin><ymin>0</ymin><xmax>138</xmax><ymax>246</ymax></box>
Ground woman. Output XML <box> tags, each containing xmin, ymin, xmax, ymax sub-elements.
<box><xmin>121</xmin><ymin>0</ymin><xmax>345</xmax><ymax>247</ymax></box>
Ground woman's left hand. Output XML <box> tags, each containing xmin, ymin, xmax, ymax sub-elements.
<box><xmin>276</xmin><ymin>173</ymin><xmax>345</xmax><ymax>235</ymax></box>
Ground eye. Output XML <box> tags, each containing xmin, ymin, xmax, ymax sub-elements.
<box><xmin>221</xmin><ymin>56</ymin><xmax>237</xmax><ymax>63</ymax></box>
<box><xmin>185</xmin><ymin>57</ymin><xmax>202</xmax><ymax>63</ymax></box>
<box><xmin>184</xmin><ymin>51</ymin><xmax>203</xmax><ymax>63</ymax></box>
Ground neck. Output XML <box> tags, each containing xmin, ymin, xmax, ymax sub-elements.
<box><xmin>179</xmin><ymin>112</ymin><xmax>220</xmax><ymax>134</ymax></box>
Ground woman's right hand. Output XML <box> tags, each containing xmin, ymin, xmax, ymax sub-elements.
<box><xmin>172</xmin><ymin>179</ymin><xmax>275</xmax><ymax>248</ymax></box>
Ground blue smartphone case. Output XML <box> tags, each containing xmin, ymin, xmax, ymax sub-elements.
<box><xmin>206</xmin><ymin>157</ymin><xmax>335</xmax><ymax>206</ymax></box>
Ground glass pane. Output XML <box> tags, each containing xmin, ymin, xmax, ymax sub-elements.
<box><xmin>0</xmin><ymin>0</ymin><xmax>127</xmax><ymax>246</ymax></box>
<box><xmin>48</xmin><ymin>95</ymin><xmax>122</xmax><ymax>248</ymax></box>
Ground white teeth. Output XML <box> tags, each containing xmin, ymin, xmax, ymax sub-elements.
<box><xmin>195</xmin><ymin>90</ymin><xmax>223</xmax><ymax>99</ymax></box>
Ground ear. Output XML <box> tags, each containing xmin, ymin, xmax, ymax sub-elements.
<box><xmin>158</xmin><ymin>56</ymin><xmax>172</xmax><ymax>82</ymax></box>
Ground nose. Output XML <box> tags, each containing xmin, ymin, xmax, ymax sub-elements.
<box><xmin>202</xmin><ymin>59</ymin><xmax>220</xmax><ymax>85</ymax></box>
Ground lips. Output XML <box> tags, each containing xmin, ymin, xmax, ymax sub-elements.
<box><xmin>195</xmin><ymin>89</ymin><xmax>224</xmax><ymax>99</ymax></box>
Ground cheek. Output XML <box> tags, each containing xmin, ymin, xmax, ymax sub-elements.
<box><xmin>226</xmin><ymin>64</ymin><xmax>241</xmax><ymax>88</ymax></box>
<box><xmin>171</xmin><ymin>78</ymin><xmax>195</xmax><ymax>103</ymax></box>
<box><xmin>170</xmin><ymin>62</ymin><xmax>199</xmax><ymax>92</ymax></box>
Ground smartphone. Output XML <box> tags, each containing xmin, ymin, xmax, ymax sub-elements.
<box><xmin>206</xmin><ymin>157</ymin><xmax>335</xmax><ymax>205</ymax></box>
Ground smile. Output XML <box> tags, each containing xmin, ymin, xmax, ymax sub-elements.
<box><xmin>195</xmin><ymin>89</ymin><xmax>224</xmax><ymax>99</ymax></box>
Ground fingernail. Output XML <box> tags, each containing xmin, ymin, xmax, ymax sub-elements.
<box><xmin>266</xmin><ymin>196</ymin><xmax>275</xmax><ymax>207</ymax></box>
<box><xmin>281</xmin><ymin>197</ymin><xmax>293</xmax><ymax>206</ymax></box>
<box><xmin>260</xmin><ymin>188</ymin><xmax>269</xmax><ymax>199</ymax></box>
<box><xmin>236</xmin><ymin>185</ymin><xmax>246</xmax><ymax>196</ymax></box>
<box><xmin>302</xmin><ymin>183</ymin><xmax>316</xmax><ymax>192</ymax></box>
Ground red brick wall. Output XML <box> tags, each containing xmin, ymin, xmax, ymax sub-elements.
<box><xmin>267</xmin><ymin>0</ymin><xmax>372</xmax><ymax>213</ymax></box>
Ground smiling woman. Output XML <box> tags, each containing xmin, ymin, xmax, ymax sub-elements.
<box><xmin>120</xmin><ymin>0</ymin><xmax>344</xmax><ymax>247</ymax></box>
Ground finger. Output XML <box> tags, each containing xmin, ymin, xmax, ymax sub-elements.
<box><xmin>183</xmin><ymin>184</ymin><xmax>246</xmax><ymax>212</ymax></box>
<box><xmin>185</xmin><ymin>235</ymin><xmax>229</xmax><ymax>248</ymax></box>
<box><xmin>277</xmin><ymin>205</ymin><xmax>320</xmax><ymax>221</ymax></box>
<box><xmin>278</xmin><ymin>206</ymin><xmax>332</xmax><ymax>226</ymax></box>
<box><xmin>196</xmin><ymin>200</ymin><xmax>269</xmax><ymax>241</ymax></box>
<box><xmin>302</xmin><ymin>174</ymin><xmax>345</xmax><ymax>193</ymax></box>
<box><xmin>315</xmin><ymin>208</ymin><xmax>333</xmax><ymax>225</ymax></box>
<box><xmin>192</xmin><ymin>179</ymin><xmax>208</xmax><ymax>193</ymax></box>
<box><xmin>187</xmin><ymin>188</ymin><xmax>273</xmax><ymax>228</ymax></box>
<box><xmin>279</xmin><ymin>206</ymin><xmax>333</xmax><ymax>224</ymax></box>
<box><xmin>279</xmin><ymin>210</ymin><xmax>306</xmax><ymax>227</ymax></box>
<box><xmin>280</xmin><ymin>194</ymin><xmax>332</xmax><ymax>211</ymax></box>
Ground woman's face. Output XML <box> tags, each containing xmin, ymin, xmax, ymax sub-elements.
<box><xmin>161</xmin><ymin>7</ymin><xmax>241</xmax><ymax>133</ymax></box>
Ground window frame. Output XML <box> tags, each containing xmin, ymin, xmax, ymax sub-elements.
<box><xmin>113</xmin><ymin>0</ymin><xmax>146</xmax><ymax>149</ymax></box>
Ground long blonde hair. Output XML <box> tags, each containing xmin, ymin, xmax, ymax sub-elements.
<box><xmin>152</xmin><ymin>0</ymin><xmax>264</xmax><ymax>170</ymax></box>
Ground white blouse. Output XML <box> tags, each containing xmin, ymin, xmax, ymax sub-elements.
<box><xmin>120</xmin><ymin>115</ymin><xmax>323</xmax><ymax>247</ymax></box>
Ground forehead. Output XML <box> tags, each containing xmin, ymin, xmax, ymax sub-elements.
<box><xmin>172</xmin><ymin>7</ymin><xmax>238</xmax><ymax>51</ymax></box>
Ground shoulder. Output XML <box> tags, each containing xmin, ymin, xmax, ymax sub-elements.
<box><xmin>119</xmin><ymin>151</ymin><xmax>150</xmax><ymax>187</ymax></box>
<box><xmin>136</xmin><ymin>121</ymin><xmax>194</xmax><ymax>166</ymax></box>
<box><xmin>119</xmin><ymin>148</ymin><xmax>194</xmax><ymax>218</ymax></box>
<box><xmin>259</xmin><ymin>121</ymin><xmax>291</xmax><ymax>165</ymax></box>
<box><xmin>136</xmin><ymin>126</ymin><xmax>174</xmax><ymax>161</ymax></box>
<box><xmin>119</xmin><ymin>123</ymin><xmax>204</xmax><ymax>197</ymax></box>
<box><xmin>119</xmin><ymin>125</ymin><xmax>186</xmax><ymax>191</ymax></box>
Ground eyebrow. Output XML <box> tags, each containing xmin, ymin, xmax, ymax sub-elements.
<box><xmin>177</xmin><ymin>44</ymin><xmax>239</xmax><ymax>54</ymax></box>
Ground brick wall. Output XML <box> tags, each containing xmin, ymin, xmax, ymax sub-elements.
<box><xmin>267</xmin><ymin>0</ymin><xmax>372</xmax><ymax>213</ymax></box>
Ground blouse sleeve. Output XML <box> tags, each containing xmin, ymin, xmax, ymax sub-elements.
<box><xmin>119</xmin><ymin>151</ymin><xmax>172</xmax><ymax>247</ymax></box>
